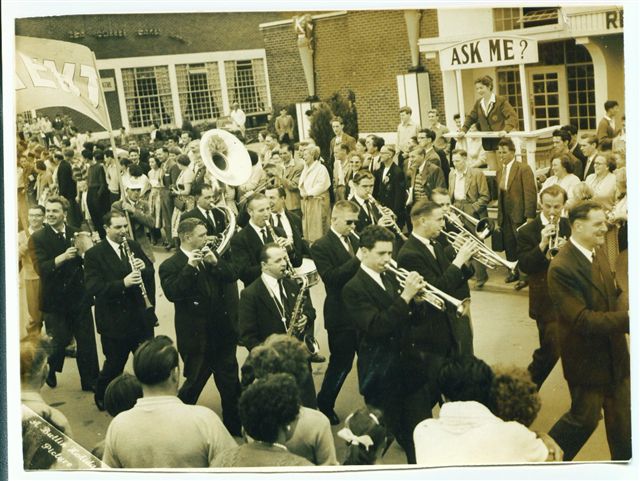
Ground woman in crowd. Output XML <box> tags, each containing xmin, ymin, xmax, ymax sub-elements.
<box><xmin>211</xmin><ymin>373</ymin><xmax>313</xmax><ymax>467</ymax></box>
<box><xmin>585</xmin><ymin>153</ymin><xmax>617</xmax><ymax>210</ymax></box>
<box><xmin>171</xmin><ymin>153</ymin><xmax>195</xmax><ymax>241</ymax></box>
<box><xmin>242</xmin><ymin>334</ymin><xmax>337</xmax><ymax>465</ymax></box>
<box><xmin>605</xmin><ymin>167</ymin><xmax>628</xmax><ymax>270</ymax></box>
<box><xmin>339</xmin><ymin>407</ymin><xmax>389</xmax><ymax>465</ymax></box>
<box><xmin>540</xmin><ymin>156</ymin><xmax>581</xmax><ymax>202</ymax></box>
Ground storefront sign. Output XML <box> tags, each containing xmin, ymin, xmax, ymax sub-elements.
<box><xmin>440</xmin><ymin>35</ymin><xmax>538</xmax><ymax>71</ymax></box>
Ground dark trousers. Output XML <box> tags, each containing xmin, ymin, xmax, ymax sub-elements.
<box><xmin>548</xmin><ymin>379</ymin><xmax>631</xmax><ymax>461</ymax></box>
<box><xmin>177</xmin><ymin>338</ymin><xmax>242</xmax><ymax>436</ymax></box>
<box><xmin>86</xmin><ymin>188</ymin><xmax>109</xmax><ymax>239</ymax></box>
<box><xmin>527</xmin><ymin>318</ymin><xmax>560</xmax><ymax>389</ymax></box>
<box><xmin>109</xmin><ymin>191</ymin><xmax>120</xmax><ymax>207</ymax></box>
<box><xmin>500</xmin><ymin>215</ymin><xmax>520</xmax><ymax>262</ymax></box>
<box><xmin>159</xmin><ymin>188</ymin><xmax>174</xmax><ymax>243</ymax></box>
<box><xmin>43</xmin><ymin>308</ymin><xmax>99</xmax><ymax>389</ymax></box>
<box><xmin>317</xmin><ymin>329</ymin><xmax>358</xmax><ymax>411</ymax></box>
<box><xmin>96</xmin><ymin>331</ymin><xmax>152</xmax><ymax>401</ymax></box>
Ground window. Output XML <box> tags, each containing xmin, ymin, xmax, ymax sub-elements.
<box><xmin>176</xmin><ymin>62</ymin><xmax>223</xmax><ymax>122</ymax></box>
<box><xmin>122</xmin><ymin>66</ymin><xmax>174</xmax><ymax>128</ymax></box>
<box><xmin>224</xmin><ymin>59</ymin><xmax>268</xmax><ymax>114</ymax></box>
<box><xmin>497</xmin><ymin>67</ymin><xmax>524</xmax><ymax>130</ymax></box>
<box><xmin>494</xmin><ymin>7</ymin><xmax>559</xmax><ymax>32</ymax></box>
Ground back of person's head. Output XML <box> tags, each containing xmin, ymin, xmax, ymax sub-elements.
<box><xmin>339</xmin><ymin>407</ymin><xmax>388</xmax><ymax>465</ymax></box>
<box><xmin>238</xmin><ymin>373</ymin><xmax>300</xmax><ymax>443</ymax></box>
<box><xmin>438</xmin><ymin>356</ymin><xmax>495</xmax><ymax>407</ymax></box>
<box><xmin>490</xmin><ymin>366</ymin><xmax>541</xmax><ymax>428</ymax></box>
<box><xmin>133</xmin><ymin>335</ymin><xmax>179</xmax><ymax>386</ymax></box>
<box><xmin>20</xmin><ymin>334</ymin><xmax>51</xmax><ymax>386</ymax></box>
<box><xmin>241</xmin><ymin>334</ymin><xmax>309</xmax><ymax>390</ymax></box>
<box><xmin>104</xmin><ymin>373</ymin><xmax>143</xmax><ymax>417</ymax></box>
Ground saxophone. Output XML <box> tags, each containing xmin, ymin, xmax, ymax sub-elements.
<box><xmin>285</xmin><ymin>275</ymin><xmax>320</xmax><ymax>355</ymax></box>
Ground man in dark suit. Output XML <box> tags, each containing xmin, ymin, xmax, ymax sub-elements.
<box><xmin>238</xmin><ymin>243</ymin><xmax>317</xmax><ymax>407</ymax></box>
<box><xmin>84</xmin><ymin>211</ymin><xmax>156</xmax><ymax>410</ymax></box>
<box><xmin>111</xmin><ymin>177</ymin><xmax>155</xmax><ymax>262</ymax></box>
<box><xmin>230</xmin><ymin>193</ymin><xmax>300</xmax><ymax>286</ymax></box>
<box><xmin>329</xmin><ymin>116</ymin><xmax>356</xmax><ymax>183</ymax></box>
<box><xmin>342</xmin><ymin>225</ymin><xmax>424</xmax><ymax>463</ymax></box>
<box><xmin>374</xmin><ymin>144</ymin><xmax>407</xmax><ymax>227</ymax></box>
<box><xmin>562</xmin><ymin>124</ymin><xmax>587</xmax><ymax>171</ymax></box>
<box><xmin>579</xmin><ymin>134</ymin><xmax>599</xmax><ymax>181</ymax></box>
<box><xmin>447</xmin><ymin>149</ymin><xmax>490</xmax><ymax>287</ymax></box>
<box><xmin>495</xmin><ymin>138</ymin><xmax>537</xmax><ymax>287</ymax></box>
<box><xmin>547</xmin><ymin>200</ymin><xmax>630</xmax><ymax>461</ymax></box>
<box><xmin>29</xmin><ymin>196</ymin><xmax>99</xmax><ymax>391</ymax></box>
<box><xmin>159</xmin><ymin>218</ymin><xmax>241</xmax><ymax>436</ymax></box>
<box><xmin>180</xmin><ymin>183</ymin><xmax>226</xmax><ymax>237</ymax></box>
<box><xmin>53</xmin><ymin>151</ymin><xmax>81</xmax><ymax>228</ymax></box>
<box><xmin>517</xmin><ymin>185</ymin><xmax>572</xmax><ymax>390</ymax></box>
<box><xmin>311</xmin><ymin>201</ymin><xmax>361</xmax><ymax>424</ymax></box>
<box><xmin>265</xmin><ymin>186</ymin><xmax>307</xmax><ymax>258</ymax></box>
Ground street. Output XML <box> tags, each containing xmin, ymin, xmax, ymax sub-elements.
<box><xmin>31</xmin><ymin>247</ymin><xmax>609</xmax><ymax>467</ymax></box>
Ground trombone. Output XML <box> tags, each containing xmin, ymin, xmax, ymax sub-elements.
<box><xmin>385</xmin><ymin>261</ymin><xmax>469</xmax><ymax>317</ymax></box>
<box><xmin>440</xmin><ymin>228</ymin><xmax>518</xmax><ymax>273</ymax></box>
<box><xmin>448</xmin><ymin>205</ymin><xmax>492</xmax><ymax>240</ymax></box>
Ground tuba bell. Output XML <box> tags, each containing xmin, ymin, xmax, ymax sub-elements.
<box><xmin>200</xmin><ymin>129</ymin><xmax>252</xmax><ymax>187</ymax></box>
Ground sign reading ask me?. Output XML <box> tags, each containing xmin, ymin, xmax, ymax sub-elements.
<box><xmin>440</xmin><ymin>35</ymin><xmax>538</xmax><ymax>71</ymax></box>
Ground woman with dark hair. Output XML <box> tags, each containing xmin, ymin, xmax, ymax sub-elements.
<box><xmin>339</xmin><ymin>407</ymin><xmax>389</xmax><ymax>465</ymax></box>
<box><xmin>241</xmin><ymin>335</ymin><xmax>337</xmax><ymax>465</ymax></box>
<box><xmin>540</xmin><ymin>156</ymin><xmax>581</xmax><ymax>202</ymax></box>
<box><xmin>413</xmin><ymin>356</ymin><xmax>551</xmax><ymax>465</ymax></box>
<box><xmin>457</xmin><ymin>75</ymin><xmax>518</xmax><ymax>172</ymax></box>
<box><xmin>211</xmin><ymin>373</ymin><xmax>313</xmax><ymax>467</ymax></box>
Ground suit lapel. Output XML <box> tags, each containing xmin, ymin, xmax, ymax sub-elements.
<box><xmin>507</xmin><ymin>161</ymin><xmax>518</xmax><ymax>191</ymax></box>
<box><xmin>256</xmin><ymin>277</ymin><xmax>286</xmax><ymax>321</ymax></box>
<box><xmin>359</xmin><ymin>269</ymin><xmax>392</xmax><ymax>303</ymax></box>
<box><xmin>567</xmin><ymin>243</ymin><xmax>606</xmax><ymax>299</ymax></box>
<box><xmin>464</xmin><ymin>170</ymin><xmax>472</xmax><ymax>195</ymax></box>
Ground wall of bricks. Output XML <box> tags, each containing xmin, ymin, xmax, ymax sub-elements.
<box><xmin>262</xmin><ymin>9</ymin><xmax>446</xmax><ymax>134</ymax></box>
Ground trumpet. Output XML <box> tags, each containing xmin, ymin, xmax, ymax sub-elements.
<box><xmin>547</xmin><ymin>214</ymin><xmax>562</xmax><ymax>258</ymax></box>
<box><xmin>385</xmin><ymin>261</ymin><xmax>470</xmax><ymax>317</ymax></box>
<box><xmin>448</xmin><ymin>205</ymin><xmax>493</xmax><ymax>240</ymax></box>
<box><xmin>441</xmin><ymin>228</ymin><xmax>518</xmax><ymax>273</ymax></box>
<box><xmin>369</xmin><ymin>196</ymin><xmax>407</xmax><ymax>241</ymax></box>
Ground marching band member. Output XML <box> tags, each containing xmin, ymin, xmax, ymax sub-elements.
<box><xmin>516</xmin><ymin>185</ymin><xmax>571</xmax><ymax>390</ymax></box>
<box><xmin>373</xmin><ymin>144</ymin><xmax>407</xmax><ymax>226</ymax></box>
<box><xmin>311</xmin><ymin>201</ymin><xmax>361</xmax><ymax>425</ymax></box>
<box><xmin>84</xmin><ymin>211</ymin><xmax>155</xmax><ymax>411</ymax></box>
<box><xmin>159</xmin><ymin>218</ymin><xmax>241</xmax><ymax>436</ymax></box>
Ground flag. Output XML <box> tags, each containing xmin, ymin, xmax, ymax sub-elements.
<box><xmin>15</xmin><ymin>36</ymin><xmax>110</xmax><ymax>129</ymax></box>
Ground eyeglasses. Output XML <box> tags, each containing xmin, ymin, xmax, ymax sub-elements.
<box><xmin>345</xmin><ymin>220</ymin><xmax>357</xmax><ymax>225</ymax></box>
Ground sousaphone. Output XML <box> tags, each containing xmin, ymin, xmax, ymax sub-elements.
<box><xmin>200</xmin><ymin>128</ymin><xmax>252</xmax><ymax>186</ymax></box>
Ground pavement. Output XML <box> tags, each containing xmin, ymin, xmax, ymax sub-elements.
<box><xmin>31</xmin><ymin>244</ymin><xmax>609</xmax><ymax>467</ymax></box>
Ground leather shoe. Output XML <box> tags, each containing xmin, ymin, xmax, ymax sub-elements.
<box><xmin>474</xmin><ymin>277</ymin><xmax>488</xmax><ymax>289</ymax></box>
<box><xmin>514</xmin><ymin>280</ymin><xmax>529</xmax><ymax>291</ymax></box>
<box><xmin>94</xmin><ymin>394</ymin><xmax>105</xmax><ymax>412</ymax></box>
<box><xmin>45</xmin><ymin>370</ymin><xmax>57</xmax><ymax>388</ymax></box>
<box><xmin>82</xmin><ymin>383</ymin><xmax>96</xmax><ymax>393</ymax></box>
<box><xmin>504</xmin><ymin>272</ymin><xmax>519</xmax><ymax>283</ymax></box>
<box><xmin>320</xmin><ymin>408</ymin><xmax>340</xmax><ymax>425</ymax></box>
<box><xmin>309</xmin><ymin>353</ymin><xmax>326</xmax><ymax>363</ymax></box>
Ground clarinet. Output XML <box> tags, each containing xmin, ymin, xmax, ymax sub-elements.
<box><xmin>121</xmin><ymin>239</ymin><xmax>154</xmax><ymax>310</ymax></box>
<box><xmin>265</xmin><ymin>219</ymin><xmax>296</xmax><ymax>278</ymax></box>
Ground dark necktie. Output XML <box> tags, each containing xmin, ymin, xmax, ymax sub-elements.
<box><xmin>278</xmin><ymin>279</ymin><xmax>289</xmax><ymax>313</ymax></box>
<box><xmin>381</xmin><ymin>271</ymin><xmax>396</xmax><ymax>295</ymax></box>
<box><xmin>343</xmin><ymin>235</ymin><xmax>355</xmax><ymax>256</ymax></box>
<box><xmin>275</xmin><ymin>213</ymin><xmax>283</xmax><ymax>229</ymax></box>
<box><xmin>365</xmin><ymin>201</ymin><xmax>375</xmax><ymax>224</ymax></box>
<box><xmin>261</xmin><ymin>227</ymin><xmax>268</xmax><ymax>244</ymax></box>
<box><xmin>119</xmin><ymin>243</ymin><xmax>130</xmax><ymax>269</ymax></box>
<box><xmin>206</xmin><ymin>210</ymin><xmax>216</xmax><ymax>230</ymax></box>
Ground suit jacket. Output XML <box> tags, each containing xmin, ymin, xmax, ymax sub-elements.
<box><xmin>111</xmin><ymin>199</ymin><xmax>155</xmax><ymax>261</ymax></box>
<box><xmin>273</xmin><ymin>209</ymin><xmax>309</xmax><ymax>258</ymax></box>
<box><xmin>282</xmin><ymin>162</ymin><xmax>303</xmax><ymax>212</ymax></box>
<box><xmin>180</xmin><ymin>207</ymin><xmax>226</xmax><ymax>236</ymax></box>
<box><xmin>343</xmin><ymin>268</ymin><xmax>410</xmax><ymax>403</ymax></box>
<box><xmin>329</xmin><ymin>134</ymin><xmax>356</xmax><ymax>178</ymax></box>
<box><xmin>582</xmin><ymin>153</ymin><xmax>597</xmax><ymax>181</ymax></box>
<box><xmin>238</xmin><ymin>275</ymin><xmax>315</xmax><ymax>351</ymax></box>
<box><xmin>373</xmin><ymin>163</ymin><xmax>407</xmax><ymax>221</ymax></box>
<box><xmin>596</xmin><ymin>117</ymin><xmax>620</xmax><ymax>143</ymax></box>
<box><xmin>517</xmin><ymin>215</ymin><xmax>571</xmax><ymax>321</ymax></box>
<box><xmin>84</xmin><ymin>239</ymin><xmax>155</xmax><ymax>339</ymax></box>
<box><xmin>397</xmin><ymin>235</ymin><xmax>472</xmax><ymax>358</ymax></box>
<box><xmin>230</xmin><ymin>223</ymin><xmax>300</xmax><ymax>285</ymax></box>
<box><xmin>29</xmin><ymin>224</ymin><xmax>88</xmax><ymax>314</ymax></box>
<box><xmin>436</xmin><ymin>147</ymin><xmax>451</xmax><ymax>186</ymax></box>
<box><xmin>496</xmin><ymin>161</ymin><xmax>537</xmax><ymax>226</ymax></box>
<box><xmin>353</xmin><ymin>197</ymin><xmax>382</xmax><ymax>235</ymax></box>
<box><xmin>570</xmin><ymin>142</ymin><xmax>588</xmax><ymax>172</ymax></box>
<box><xmin>56</xmin><ymin>160</ymin><xmax>77</xmax><ymax>201</ymax></box>
<box><xmin>462</xmin><ymin>95</ymin><xmax>518</xmax><ymax>150</ymax></box>
<box><xmin>310</xmin><ymin>230</ymin><xmax>360</xmax><ymax>331</ymax></box>
<box><xmin>159</xmin><ymin>250</ymin><xmax>237</xmax><ymax>355</ymax></box>
<box><xmin>407</xmin><ymin>162</ymin><xmax>446</xmax><ymax>204</ymax></box>
<box><xmin>448</xmin><ymin>168</ymin><xmax>490</xmax><ymax>218</ymax></box>
<box><xmin>548</xmin><ymin>242</ymin><xmax>629</xmax><ymax>386</ymax></box>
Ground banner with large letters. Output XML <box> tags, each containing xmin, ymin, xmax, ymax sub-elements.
<box><xmin>15</xmin><ymin>35</ymin><xmax>110</xmax><ymax>129</ymax></box>
<box><xmin>440</xmin><ymin>35</ymin><xmax>538</xmax><ymax>71</ymax></box>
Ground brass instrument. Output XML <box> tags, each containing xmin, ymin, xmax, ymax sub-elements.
<box><xmin>368</xmin><ymin>196</ymin><xmax>407</xmax><ymax>241</ymax></box>
<box><xmin>203</xmin><ymin>205</ymin><xmax>237</xmax><ymax>257</ymax></box>
<box><xmin>385</xmin><ymin>261</ymin><xmax>469</xmax><ymax>317</ymax></box>
<box><xmin>449</xmin><ymin>205</ymin><xmax>493</xmax><ymax>240</ymax></box>
<box><xmin>440</xmin><ymin>228</ymin><xmax>518</xmax><ymax>273</ymax></box>
<box><xmin>238</xmin><ymin>175</ymin><xmax>278</xmax><ymax>206</ymax></box>
<box><xmin>286</xmin><ymin>274</ymin><xmax>320</xmax><ymax>355</ymax></box>
<box><xmin>120</xmin><ymin>239</ymin><xmax>154</xmax><ymax>311</ymax></box>
<box><xmin>548</xmin><ymin>214</ymin><xmax>562</xmax><ymax>258</ymax></box>
<box><xmin>200</xmin><ymin>129</ymin><xmax>252</xmax><ymax>186</ymax></box>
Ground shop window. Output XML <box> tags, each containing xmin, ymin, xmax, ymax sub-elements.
<box><xmin>122</xmin><ymin>66</ymin><xmax>174</xmax><ymax>128</ymax></box>
<box><xmin>224</xmin><ymin>59</ymin><xmax>269</xmax><ymax>115</ymax></box>
<box><xmin>176</xmin><ymin>62</ymin><xmax>223</xmax><ymax>122</ymax></box>
<box><xmin>494</xmin><ymin>7</ymin><xmax>559</xmax><ymax>32</ymax></box>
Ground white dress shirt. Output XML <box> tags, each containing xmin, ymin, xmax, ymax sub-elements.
<box><xmin>272</xmin><ymin>211</ymin><xmax>293</xmax><ymax>240</ymax></box>
<box><xmin>331</xmin><ymin>227</ymin><xmax>353</xmax><ymax>254</ymax></box>
<box><xmin>570</xmin><ymin>237</ymin><xmax>593</xmax><ymax>263</ymax></box>
<box><xmin>411</xmin><ymin>232</ymin><xmax>436</xmax><ymax>257</ymax></box>
<box><xmin>453</xmin><ymin>169</ymin><xmax>467</xmax><ymax>201</ymax></box>
<box><xmin>106</xmin><ymin>236</ymin><xmax>124</xmax><ymax>259</ymax></box>
<box><xmin>360</xmin><ymin>264</ymin><xmax>386</xmax><ymax>291</ymax></box>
